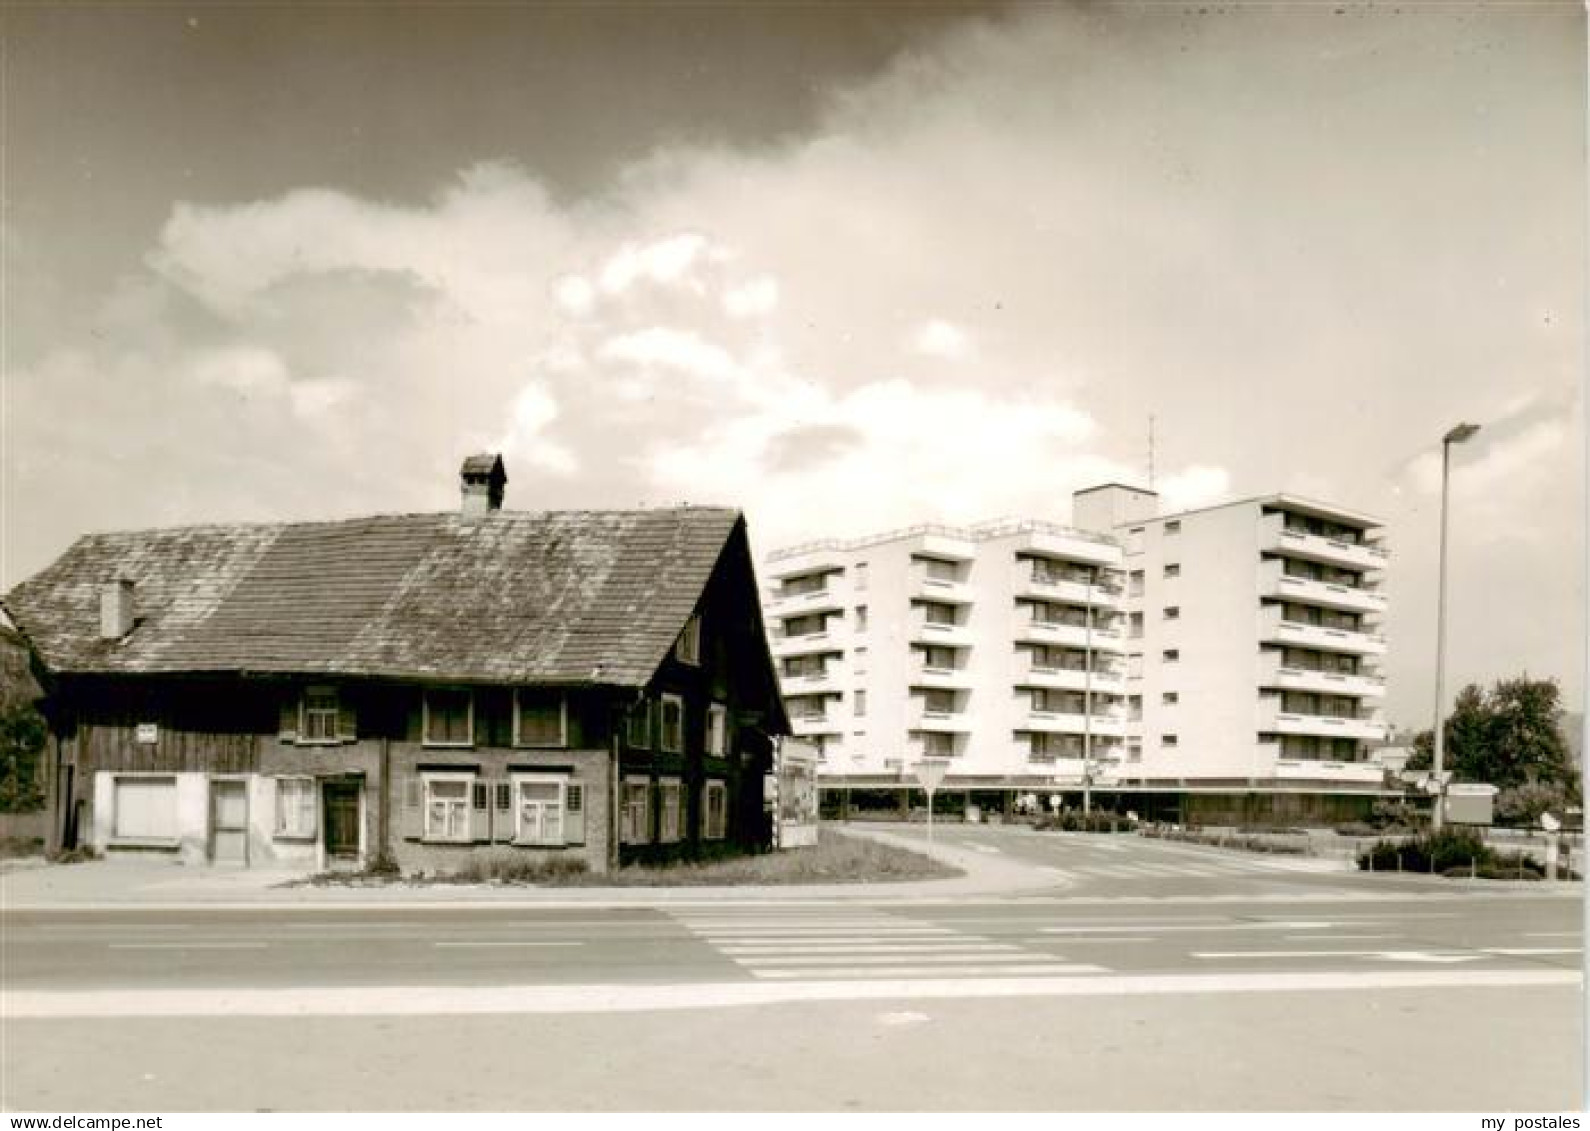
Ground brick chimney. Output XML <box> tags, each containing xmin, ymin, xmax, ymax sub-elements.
<box><xmin>460</xmin><ymin>453</ymin><xmax>507</xmax><ymax>522</ymax></box>
<box><xmin>100</xmin><ymin>578</ymin><xmax>135</xmax><ymax>640</ymax></box>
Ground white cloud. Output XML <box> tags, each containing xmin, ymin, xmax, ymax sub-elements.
<box><xmin>1157</xmin><ymin>465</ymin><xmax>1232</xmax><ymax>513</ymax></box>
<box><xmin>909</xmin><ymin>319</ymin><xmax>974</xmax><ymax>360</ymax></box>
<box><xmin>552</xmin><ymin>274</ymin><xmax>595</xmax><ymax>317</ymax></box>
<box><xmin>596</xmin><ymin>326</ymin><xmax>739</xmax><ymax>385</ymax></box>
<box><xmin>597</xmin><ymin>232</ymin><xmax>709</xmax><ymax>295</ymax></box>
<box><xmin>723</xmin><ymin>275</ymin><xmax>780</xmax><ymax>319</ymax></box>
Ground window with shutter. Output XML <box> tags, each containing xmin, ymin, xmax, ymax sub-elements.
<box><xmin>300</xmin><ymin>687</ymin><xmax>340</xmax><ymax>744</ymax></box>
<box><xmin>660</xmin><ymin>695</ymin><xmax>684</xmax><ymax>753</ymax></box>
<box><xmin>422</xmin><ymin>774</ymin><xmax>473</xmax><ymax>842</ymax></box>
<box><xmin>274</xmin><ymin>777</ymin><xmax>317</xmax><ymax>839</ymax></box>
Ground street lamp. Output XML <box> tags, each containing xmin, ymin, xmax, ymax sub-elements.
<box><xmin>1431</xmin><ymin>421</ymin><xmax>1480</xmax><ymax>830</ymax></box>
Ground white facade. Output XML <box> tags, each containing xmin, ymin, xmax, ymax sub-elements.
<box><xmin>765</xmin><ymin>522</ymin><xmax>1127</xmax><ymax>787</ymax></box>
<box><xmin>764</xmin><ymin>487</ymin><xmax>1390</xmax><ymax>795</ymax></box>
<box><xmin>1106</xmin><ymin>487</ymin><xmax>1389</xmax><ymax>789</ymax></box>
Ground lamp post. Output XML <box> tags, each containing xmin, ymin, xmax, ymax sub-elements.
<box><xmin>1431</xmin><ymin>422</ymin><xmax>1480</xmax><ymax>831</ymax></box>
<box><xmin>1083</xmin><ymin>569</ymin><xmax>1094</xmax><ymax>817</ymax></box>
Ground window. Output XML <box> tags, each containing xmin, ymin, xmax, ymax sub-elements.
<box><xmin>620</xmin><ymin>778</ymin><xmax>651</xmax><ymax>845</ymax></box>
<box><xmin>854</xmin><ymin>690</ymin><xmax>867</xmax><ymax>717</ymax></box>
<box><xmin>674</xmin><ymin>614</ymin><xmax>702</xmax><ymax>665</ymax></box>
<box><xmin>785</xmin><ymin>613</ymin><xmax>827</xmax><ymax>637</ymax></box>
<box><xmin>514</xmin><ymin>690</ymin><xmax>567</xmax><ymax>748</ymax></box>
<box><xmin>1162</xmin><ymin>649</ymin><xmax>1180</xmax><ymax>663</ymax></box>
<box><xmin>923</xmin><ymin>689</ymin><xmax>956</xmax><ymax>716</ymax></box>
<box><xmin>921</xmin><ymin>557</ymin><xmax>959</xmax><ymax>582</ymax></box>
<box><xmin>627</xmin><ymin>697</ymin><xmax>653</xmax><ymax>748</ymax></box>
<box><xmin>1164</xmin><ymin>563</ymin><xmax>1181</xmax><ymax>578</ymax></box>
<box><xmin>703</xmin><ymin>780</ymin><xmax>728</xmax><ymax>840</ymax></box>
<box><xmin>920</xmin><ymin>645</ymin><xmax>956</xmax><ymax>671</ymax></box>
<box><xmin>1162</xmin><ymin>691</ymin><xmax>1179</xmax><ymax>706</ymax></box>
<box><xmin>1126</xmin><ymin>528</ymin><xmax>1145</xmax><ymax>555</ymax></box>
<box><xmin>855</xmin><ymin>606</ymin><xmax>869</xmax><ymax>631</ymax></box>
<box><xmin>113</xmin><ymin>776</ymin><xmax>177</xmax><ymax>841</ymax></box>
<box><xmin>513</xmin><ymin>775</ymin><xmax>566</xmax><ymax>845</ymax></box>
<box><xmin>423</xmin><ymin>688</ymin><xmax>473</xmax><ymax>747</ymax></box>
<box><xmin>1163</xmin><ymin>520</ymin><xmax>1181</xmax><ymax>535</ymax></box>
<box><xmin>299</xmin><ymin>686</ymin><xmax>342</xmax><ymax>744</ymax></box>
<box><xmin>922</xmin><ymin>732</ymin><xmax>955</xmax><ymax>758</ymax></box>
<box><xmin>1029</xmin><ymin>733</ymin><xmax>1081</xmax><ymax>762</ymax></box>
<box><xmin>1128</xmin><ymin>570</ymin><xmax>1144</xmax><ymax>597</ymax></box>
<box><xmin>782</xmin><ymin>572</ymin><xmax>827</xmax><ymax>598</ymax></box>
<box><xmin>423</xmin><ymin>773</ymin><xmax>473</xmax><ymax>842</ymax></box>
<box><xmin>1033</xmin><ymin>688</ymin><xmax>1083</xmax><ymax>715</ymax></box>
<box><xmin>922</xmin><ymin>601</ymin><xmax>956</xmax><ymax>626</ymax></box>
<box><xmin>660</xmin><ymin>694</ymin><xmax>684</xmax><ymax>753</ymax></box>
<box><xmin>274</xmin><ymin>777</ymin><xmax>317</xmax><ymax>839</ymax></box>
<box><xmin>784</xmin><ymin>655</ymin><xmax>826</xmax><ymax>678</ymax></box>
<box><xmin>854</xmin><ymin>562</ymin><xmax>868</xmax><ymax>591</ymax></box>
<box><xmin>659</xmin><ymin>778</ymin><xmax>682</xmax><ymax>843</ymax></box>
<box><xmin>1129</xmin><ymin>612</ymin><xmax>1144</xmax><ymax>639</ymax></box>
<box><xmin>1126</xmin><ymin>738</ymin><xmax>1143</xmax><ymax>762</ymax></box>
<box><xmin>1128</xmin><ymin>695</ymin><xmax>1143</xmax><ymax>721</ymax></box>
<box><xmin>1162</xmin><ymin>734</ymin><xmax>1179</xmax><ymax>748</ymax></box>
<box><xmin>1164</xmin><ymin>607</ymin><xmax>1180</xmax><ymax>620</ymax></box>
<box><xmin>706</xmin><ymin>703</ymin><xmax>728</xmax><ymax>758</ymax></box>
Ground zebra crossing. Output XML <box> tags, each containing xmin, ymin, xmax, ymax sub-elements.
<box><xmin>671</xmin><ymin>907</ymin><xmax>1108</xmax><ymax>981</ymax></box>
<box><xmin>1045</xmin><ymin>852</ymin><xmax>1349</xmax><ymax>882</ymax></box>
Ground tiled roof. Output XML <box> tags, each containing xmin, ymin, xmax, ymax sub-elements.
<box><xmin>2</xmin><ymin>509</ymin><xmax>743</xmax><ymax>687</ymax></box>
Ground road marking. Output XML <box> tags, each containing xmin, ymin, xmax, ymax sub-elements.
<box><xmin>687</xmin><ymin>928</ymin><xmax>954</xmax><ymax>937</ymax></box>
<box><xmin>1482</xmin><ymin>947</ymin><xmax>1582</xmax><ymax>956</ymax></box>
<box><xmin>1524</xmin><ymin>932</ymin><xmax>1582</xmax><ymax>939</ymax></box>
<box><xmin>432</xmin><ymin>941</ymin><xmax>584</xmax><ymax>949</ymax></box>
<box><xmin>968</xmin><ymin>844</ymin><xmax>1003</xmax><ymax>855</ymax></box>
<box><xmin>107</xmin><ymin>943</ymin><xmax>267</xmax><ymax>950</ymax></box>
<box><xmin>7</xmin><ymin>969</ymin><xmax>1577</xmax><ymax>1017</ymax></box>
<box><xmin>1042</xmin><ymin>921</ymin><xmax>1333</xmax><ymax>935</ymax></box>
<box><xmin>1193</xmin><ymin>950</ymin><xmax>1481</xmax><ymax>964</ymax></box>
<box><xmin>1040</xmin><ymin>936</ymin><xmax>1153</xmax><ymax>944</ymax></box>
<box><xmin>734</xmin><ymin>952</ymin><xmax>1040</xmax><ymax>966</ymax></box>
<box><xmin>1283</xmin><ymin>934</ymin><xmax>1397</xmax><ymax>941</ymax></box>
<box><xmin>720</xmin><ymin>943</ymin><xmax>1021</xmax><ymax>956</ymax></box>
<box><xmin>753</xmin><ymin>963</ymin><xmax>1108</xmax><ymax>979</ymax></box>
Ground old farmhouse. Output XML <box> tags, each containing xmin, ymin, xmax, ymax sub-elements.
<box><xmin>2</xmin><ymin>455</ymin><xmax>789</xmax><ymax>874</ymax></box>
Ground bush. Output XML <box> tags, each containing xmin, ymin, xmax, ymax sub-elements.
<box><xmin>1357</xmin><ymin>827</ymin><xmax>1512</xmax><ymax>875</ymax></box>
<box><xmin>47</xmin><ymin>845</ymin><xmax>99</xmax><ymax>865</ymax></box>
<box><xmin>0</xmin><ymin>703</ymin><xmax>46</xmax><ymax>813</ymax></box>
<box><xmin>1034</xmin><ymin>811</ymin><xmax>1138</xmax><ymax>834</ymax></box>
<box><xmin>448</xmin><ymin>851</ymin><xmax>590</xmax><ymax>885</ymax></box>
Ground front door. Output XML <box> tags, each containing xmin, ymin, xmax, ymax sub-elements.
<box><xmin>323</xmin><ymin>781</ymin><xmax>361</xmax><ymax>860</ymax></box>
<box><xmin>210</xmin><ymin>780</ymin><xmax>248</xmax><ymax>864</ymax></box>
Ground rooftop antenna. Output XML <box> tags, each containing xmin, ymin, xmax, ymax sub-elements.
<box><xmin>1147</xmin><ymin>414</ymin><xmax>1157</xmax><ymax>489</ymax></box>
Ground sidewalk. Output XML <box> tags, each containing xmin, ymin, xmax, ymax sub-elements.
<box><xmin>0</xmin><ymin>827</ymin><xmax>1064</xmax><ymax>910</ymax></box>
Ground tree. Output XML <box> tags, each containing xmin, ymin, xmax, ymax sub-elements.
<box><xmin>0</xmin><ymin>701</ymin><xmax>46</xmax><ymax>813</ymax></box>
<box><xmin>1406</xmin><ymin>676</ymin><xmax>1578</xmax><ymax>802</ymax></box>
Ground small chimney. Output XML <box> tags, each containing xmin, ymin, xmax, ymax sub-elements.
<box><xmin>100</xmin><ymin>578</ymin><xmax>135</xmax><ymax>640</ymax></box>
<box><xmin>459</xmin><ymin>453</ymin><xmax>508</xmax><ymax>522</ymax></box>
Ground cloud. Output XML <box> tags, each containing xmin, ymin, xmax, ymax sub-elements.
<box><xmin>597</xmin><ymin>232</ymin><xmax>710</xmax><ymax>295</ymax></box>
<box><xmin>910</xmin><ymin>319</ymin><xmax>974</xmax><ymax>360</ymax></box>
<box><xmin>1157</xmin><ymin>465</ymin><xmax>1232</xmax><ymax>513</ymax></box>
<box><xmin>724</xmin><ymin>275</ymin><xmax>779</xmax><ymax>319</ymax></box>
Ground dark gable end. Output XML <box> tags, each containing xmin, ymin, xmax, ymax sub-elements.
<box><xmin>2</xmin><ymin>508</ymin><xmax>744</xmax><ymax>688</ymax></box>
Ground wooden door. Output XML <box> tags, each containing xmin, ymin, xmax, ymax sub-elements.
<box><xmin>323</xmin><ymin>782</ymin><xmax>361</xmax><ymax>859</ymax></box>
<box><xmin>210</xmin><ymin>780</ymin><xmax>248</xmax><ymax>864</ymax></box>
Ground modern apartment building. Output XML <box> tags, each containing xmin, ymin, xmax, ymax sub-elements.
<box><xmin>1077</xmin><ymin>484</ymin><xmax>1391</xmax><ymax>821</ymax></box>
<box><xmin>765</xmin><ymin>521</ymin><xmax>1127</xmax><ymax>792</ymax></box>
<box><xmin>764</xmin><ymin>484</ymin><xmax>1393</xmax><ymax>823</ymax></box>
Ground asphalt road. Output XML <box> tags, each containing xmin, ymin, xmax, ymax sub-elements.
<box><xmin>2</xmin><ymin>823</ymin><xmax>1583</xmax><ymax>1111</ymax></box>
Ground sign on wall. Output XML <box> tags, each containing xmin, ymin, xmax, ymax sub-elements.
<box><xmin>134</xmin><ymin>723</ymin><xmax>159</xmax><ymax>745</ymax></box>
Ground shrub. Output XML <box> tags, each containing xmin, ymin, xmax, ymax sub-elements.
<box><xmin>0</xmin><ymin>703</ymin><xmax>46</xmax><ymax>813</ymax></box>
<box><xmin>47</xmin><ymin>845</ymin><xmax>99</xmax><ymax>865</ymax></box>
<box><xmin>448</xmin><ymin>851</ymin><xmax>590</xmax><ymax>885</ymax></box>
<box><xmin>1357</xmin><ymin>828</ymin><xmax>1494</xmax><ymax>873</ymax></box>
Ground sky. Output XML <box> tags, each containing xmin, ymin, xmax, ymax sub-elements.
<box><xmin>2</xmin><ymin>2</ymin><xmax>1584</xmax><ymax>730</ymax></box>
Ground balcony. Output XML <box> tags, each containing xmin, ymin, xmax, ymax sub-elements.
<box><xmin>767</xmin><ymin>584</ymin><xmax>845</xmax><ymax>618</ymax></box>
<box><xmin>1013</xmin><ymin>653</ymin><xmax>1126</xmax><ymax>696</ymax></box>
<box><xmin>908</xmin><ymin>573</ymin><xmax>976</xmax><ymax>605</ymax></box>
<box><xmin>788</xmin><ymin>711</ymin><xmax>842</xmax><ymax>738</ymax></box>
<box><xmin>1258</xmin><ymin>652</ymin><xmax>1386</xmax><ymax>699</ymax></box>
<box><xmin>1014</xmin><ymin>618</ymin><xmax>1124</xmax><ymax>652</ymax></box>
<box><xmin>1014</xmin><ymin>564</ymin><xmax>1125</xmax><ymax>607</ymax></box>
<box><xmin>1259</xmin><ymin>606</ymin><xmax>1386</xmax><ymax>656</ymax></box>
<box><xmin>778</xmin><ymin>666</ymin><xmax>845</xmax><ymax>698</ymax></box>
<box><xmin>1259</xmin><ymin>512</ymin><xmax>1387</xmax><ymax>572</ymax></box>
<box><xmin>771</xmin><ymin>628</ymin><xmax>839</xmax><ymax>659</ymax></box>
<box><xmin>1258</xmin><ymin>559</ymin><xmax>1387</xmax><ymax>616</ymax></box>
<box><xmin>1256</xmin><ymin>743</ymin><xmax>1386</xmax><ymax>785</ymax></box>
<box><xmin>908</xmin><ymin>701</ymin><xmax>970</xmax><ymax>732</ymax></box>
<box><xmin>1258</xmin><ymin>699</ymin><xmax>1387</xmax><ymax>741</ymax></box>
<box><xmin>1019</xmin><ymin>710</ymin><xmax>1127</xmax><ymax>737</ymax></box>
<box><xmin>984</xmin><ymin>521</ymin><xmax>1120</xmax><ymax>568</ymax></box>
<box><xmin>909</xmin><ymin>616</ymin><xmax>976</xmax><ymax>648</ymax></box>
<box><xmin>911</xmin><ymin>660</ymin><xmax>972</xmax><ymax>690</ymax></box>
